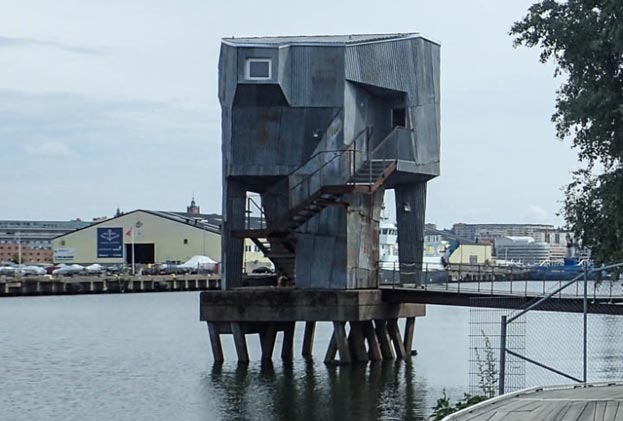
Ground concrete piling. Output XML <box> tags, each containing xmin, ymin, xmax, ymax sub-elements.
<box><xmin>200</xmin><ymin>289</ymin><xmax>425</xmax><ymax>365</ymax></box>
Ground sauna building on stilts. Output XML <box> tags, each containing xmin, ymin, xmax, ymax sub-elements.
<box><xmin>201</xmin><ymin>33</ymin><xmax>441</xmax><ymax>363</ymax></box>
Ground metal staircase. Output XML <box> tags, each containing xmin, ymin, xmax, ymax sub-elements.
<box><xmin>234</xmin><ymin>136</ymin><xmax>399</xmax><ymax>280</ymax></box>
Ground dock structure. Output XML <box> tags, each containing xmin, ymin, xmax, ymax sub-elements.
<box><xmin>201</xmin><ymin>288</ymin><xmax>424</xmax><ymax>363</ymax></box>
<box><xmin>202</xmin><ymin>32</ymin><xmax>440</xmax><ymax>363</ymax></box>
<box><xmin>445</xmin><ymin>382</ymin><xmax>623</xmax><ymax>420</ymax></box>
<box><xmin>0</xmin><ymin>274</ymin><xmax>220</xmax><ymax>296</ymax></box>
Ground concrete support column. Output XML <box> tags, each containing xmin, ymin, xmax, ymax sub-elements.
<box><xmin>374</xmin><ymin>320</ymin><xmax>395</xmax><ymax>360</ymax></box>
<box><xmin>347</xmin><ymin>321</ymin><xmax>369</xmax><ymax>362</ymax></box>
<box><xmin>302</xmin><ymin>322</ymin><xmax>316</xmax><ymax>359</ymax></box>
<box><xmin>260</xmin><ymin>323</ymin><xmax>277</xmax><ymax>361</ymax></box>
<box><xmin>281</xmin><ymin>322</ymin><xmax>295</xmax><ymax>360</ymax></box>
<box><xmin>222</xmin><ymin>180</ymin><xmax>246</xmax><ymax>289</ymax></box>
<box><xmin>403</xmin><ymin>317</ymin><xmax>416</xmax><ymax>357</ymax></box>
<box><xmin>387</xmin><ymin>319</ymin><xmax>408</xmax><ymax>361</ymax></box>
<box><xmin>395</xmin><ymin>181</ymin><xmax>427</xmax><ymax>286</ymax></box>
<box><xmin>207</xmin><ymin>322</ymin><xmax>224</xmax><ymax>362</ymax></box>
<box><xmin>231</xmin><ymin>322</ymin><xmax>249</xmax><ymax>363</ymax></box>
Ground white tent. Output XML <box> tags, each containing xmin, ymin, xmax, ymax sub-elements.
<box><xmin>178</xmin><ymin>255</ymin><xmax>217</xmax><ymax>270</ymax></box>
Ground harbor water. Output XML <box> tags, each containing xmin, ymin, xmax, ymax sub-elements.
<box><xmin>1</xmin><ymin>291</ymin><xmax>621</xmax><ymax>420</ymax></box>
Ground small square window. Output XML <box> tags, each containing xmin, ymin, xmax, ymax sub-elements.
<box><xmin>246</xmin><ymin>59</ymin><xmax>271</xmax><ymax>80</ymax></box>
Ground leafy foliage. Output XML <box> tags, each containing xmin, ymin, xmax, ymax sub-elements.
<box><xmin>510</xmin><ymin>1</ymin><xmax>623</xmax><ymax>262</ymax></box>
<box><xmin>430</xmin><ymin>390</ymin><xmax>487</xmax><ymax>421</ymax></box>
<box><xmin>474</xmin><ymin>331</ymin><xmax>498</xmax><ymax>399</ymax></box>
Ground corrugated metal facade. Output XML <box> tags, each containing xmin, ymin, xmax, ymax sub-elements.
<box><xmin>219</xmin><ymin>33</ymin><xmax>440</xmax><ymax>289</ymax></box>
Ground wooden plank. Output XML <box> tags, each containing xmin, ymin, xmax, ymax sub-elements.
<box><xmin>558</xmin><ymin>401</ymin><xmax>589</xmax><ymax>421</ymax></box>
<box><xmin>613</xmin><ymin>401</ymin><xmax>623</xmax><ymax>421</ymax></box>
<box><xmin>302</xmin><ymin>321</ymin><xmax>316</xmax><ymax>358</ymax></box>
<box><xmin>594</xmin><ymin>401</ymin><xmax>607</xmax><ymax>421</ymax></box>
<box><xmin>374</xmin><ymin>320</ymin><xmax>395</xmax><ymax>360</ymax></box>
<box><xmin>230</xmin><ymin>322</ymin><xmax>249</xmax><ymax>363</ymax></box>
<box><xmin>206</xmin><ymin>322</ymin><xmax>224</xmax><ymax>362</ymax></box>
<box><xmin>333</xmin><ymin>321</ymin><xmax>351</xmax><ymax>364</ymax></box>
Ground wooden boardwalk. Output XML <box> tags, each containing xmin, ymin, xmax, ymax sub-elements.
<box><xmin>446</xmin><ymin>383</ymin><xmax>623</xmax><ymax>420</ymax></box>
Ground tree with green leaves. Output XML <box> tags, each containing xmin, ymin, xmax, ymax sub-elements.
<box><xmin>510</xmin><ymin>1</ymin><xmax>623</xmax><ymax>263</ymax></box>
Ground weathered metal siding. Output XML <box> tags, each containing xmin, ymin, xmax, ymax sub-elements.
<box><xmin>345</xmin><ymin>38</ymin><xmax>441</xmax><ymax>175</ymax></box>
<box><xmin>218</xmin><ymin>44</ymin><xmax>238</xmax><ymax>107</ymax></box>
<box><xmin>395</xmin><ymin>181</ymin><xmax>427</xmax><ymax>286</ymax></box>
<box><xmin>345</xmin><ymin>191</ymin><xmax>383</xmax><ymax>289</ymax></box>
<box><xmin>410</xmin><ymin>38</ymin><xmax>441</xmax><ymax>170</ymax></box>
<box><xmin>219</xmin><ymin>34</ymin><xmax>441</xmax><ymax>290</ymax></box>
<box><xmin>221</xmin><ymin>180</ymin><xmax>246</xmax><ymax>289</ymax></box>
<box><xmin>288</xmin><ymin>46</ymin><xmax>345</xmax><ymax>107</ymax></box>
<box><xmin>345</xmin><ymin>40</ymin><xmax>414</xmax><ymax>95</ymax></box>
<box><xmin>229</xmin><ymin>106</ymin><xmax>339</xmax><ymax>177</ymax></box>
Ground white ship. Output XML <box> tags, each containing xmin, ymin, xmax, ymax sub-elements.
<box><xmin>379</xmin><ymin>218</ymin><xmax>445</xmax><ymax>272</ymax></box>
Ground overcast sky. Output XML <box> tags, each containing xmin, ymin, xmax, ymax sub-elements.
<box><xmin>0</xmin><ymin>0</ymin><xmax>580</xmax><ymax>228</ymax></box>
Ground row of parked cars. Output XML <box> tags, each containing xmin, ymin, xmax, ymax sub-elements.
<box><xmin>0</xmin><ymin>257</ymin><xmax>221</xmax><ymax>278</ymax></box>
<box><xmin>0</xmin><ymin>263</ymin><xmax>121</xmax><ymax>277</ymax></box>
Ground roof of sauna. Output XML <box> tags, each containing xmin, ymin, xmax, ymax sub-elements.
<box><xmin>222</xmin><ymin>33</ymin><xmax>437</xmax><ymax>47</ymax></box>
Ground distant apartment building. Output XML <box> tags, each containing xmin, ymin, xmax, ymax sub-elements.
<box><xmin>0</xmin><ymin>244</ymin><xmax>52</xmax><ymax>264</ymax></box>
<box><xmin>0</xmin><ymin>219</ymin><xmax>92</xmax><ymax>263</ymax></box>
<box><xmin>452</xmin><ymin>223</ymin><xmax>555</xmax><ymax>242</ymax></box>
<box><xmin>495</xmin><ymin>236</ymin><xmax>550</xmax><ymax>265</ymax></box>
<box><xmin>452</xmin><ymin>223</ymin><xmax>573</xmax><ymax>263</ymax></box>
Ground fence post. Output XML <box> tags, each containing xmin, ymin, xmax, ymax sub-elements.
<box><xmin>499</xmin><ymin>315</ymin><xmax>507</xmax><ymax>396</ymax></box>
<box><xmin>583</xmin><ymin>263</ymin><xmax>588</xmax><ymax>383</ymax></box>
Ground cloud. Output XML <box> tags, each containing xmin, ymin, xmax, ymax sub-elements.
<box><xmin>24</xmin><ymin>141</ymin><xmax>74</xmax><ymax>157</ymax></box>
<box><xmin>0</xmin><ymin>35</ymin><xmax>107</xmax><ymax>55</ymax></box>
<box><xmin>0</xmin><ymin>89</ymin><xmax>217</xmax><ymax>150</ymax></box>
<box><xmin>525</xmin><ymin>205</ymin><xmax>549</xmax><ymax>223</ymax></box>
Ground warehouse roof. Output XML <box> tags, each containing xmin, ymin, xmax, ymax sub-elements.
<box><xmin>52</xmin><ymin>209</ymin><xmax>223</xmax><ymax>239</ymax></box>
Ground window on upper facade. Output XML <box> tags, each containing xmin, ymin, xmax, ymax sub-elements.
<box><xmin>245</xmin><ymin>58</ymin><xmax>271</xmax><ymax>80</ymax></box>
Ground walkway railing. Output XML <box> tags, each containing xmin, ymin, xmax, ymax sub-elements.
<box><xmin>382</xmin><ymin>262</ymin><xmax>623</xmax><ymax>300</ymax></box>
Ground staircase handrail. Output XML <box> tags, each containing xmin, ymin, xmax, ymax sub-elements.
<box><xmin>289</xmin><ymin>127</ymin><xmax>370</xmax><ymax>177</ymax></box>
<box><xmin>368</xmin><ymin>126</ymin><xmax>413</xmax><ymax>157</ymax></box>
<box><xmin>288</xmin><ymin>128</ymin><xmax>370</xmax><ymax>201</ymax></box>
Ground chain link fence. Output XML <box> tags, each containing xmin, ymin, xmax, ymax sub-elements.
<box><xmin>469</xmin><ymin>263</ymin><xmax>623</xmax><ymax>396</ymax></box>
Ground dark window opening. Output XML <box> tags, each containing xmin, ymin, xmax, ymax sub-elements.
<box><xmin>392</xmin><ymin>108</ymin><xmax>406</xmax><ymax>128</ymax></box>
<box><xmin>125</xmin><ymin>243</ymin><xmax>155</xmax><ymax>265</ymax></box>
<box><xmin>183</xmin><ymin>239</ymin><xmax>188</xmax><ymax>245</ymax></box>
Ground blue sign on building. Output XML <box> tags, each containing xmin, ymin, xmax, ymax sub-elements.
<box><xmin>97</xmin><ymin>227</ymin><xmax>123</xmax><ymax>258</ymax></box>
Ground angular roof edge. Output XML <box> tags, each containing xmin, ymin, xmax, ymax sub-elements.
<box><xmin>222</xmin><ymin>33</ymin><xmax>440</xmax><ymax>48</ymax></box>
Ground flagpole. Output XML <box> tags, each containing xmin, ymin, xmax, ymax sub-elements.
<box><xmin>131</xmin><ymin>228</ymin><xmax>135</xmax><ymax>275</ymax></box>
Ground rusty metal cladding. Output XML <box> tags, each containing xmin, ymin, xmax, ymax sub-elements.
<box><xmin>395</xmin><ymin>182</ymin><xmax>427</xmax><ymax>286</ymax></box>
<box><xmin>218</xmin><ymin>33</ymin><xmax>440</xmax><ymax>290</ymax></box>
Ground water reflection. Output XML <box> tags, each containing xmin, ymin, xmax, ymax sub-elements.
<box><xmin>206</xmin><ymin>360</ymin><xmax>428</xmax><ymax>420</ymax></box>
